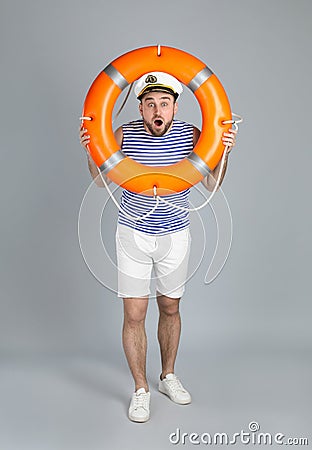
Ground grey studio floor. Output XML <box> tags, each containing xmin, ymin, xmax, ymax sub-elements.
<box><xmin>0</xmin><ymin>304</ymin><xmax>311</xmax><ymax>450</ymax></box>
<box><xmin>0</xmin><ymin>348</ymin><xmax>310</xmax><ymax>450</ymax></box>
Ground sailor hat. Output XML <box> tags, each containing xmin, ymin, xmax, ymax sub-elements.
<box><xmin>134</xmin><ymin>72</ymin><xmax>183</xmax><ymax>100</ymax></box>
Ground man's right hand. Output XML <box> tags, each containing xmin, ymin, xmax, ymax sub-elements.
<box><xmin>79</xmin><ymin>124</ymin><xmax>112</xmax><ymax>187</ymax></box>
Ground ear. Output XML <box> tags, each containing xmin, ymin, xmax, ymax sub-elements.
<box><xmin>173</xmin><ymin>101</ymin><xmax>178</xmax><ymax>115</ymax></box>
<box><xmin>139</xmin><ymin>102</ymin><xmax>143</xmax><ymax>116</ymax></box>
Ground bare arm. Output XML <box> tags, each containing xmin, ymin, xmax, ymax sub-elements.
<box><xmin>201</xmin><ymin>155</ymin><xmax>229</xmax><ymax>192</ymax></box>
<box><xmin>79</xmin><ymin>125</ymin><xmax>124</xmax><ymax>187</ymax></box>
<box><xmin>193</xmin><ymin>127</ymin><xmax>237</xmax><ymax>192</ymax></box>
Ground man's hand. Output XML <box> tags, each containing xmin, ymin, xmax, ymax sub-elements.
<box><xmin>222</xmin><ymin>128</ymin><xmax>237</xmax><ymax>154</ymax></box>
<box><xmin>201</xmin><ymin>128</ymin><xmax>238</xmax><ymax>192</ymax></box>
<box><xmin>79</xmin><ymin>124</ymin><xmax>112</xmax><ymax>187</ymax></box>
<box><xmin>79</xmin><ymin>125</ymin><xmax>90</xmax><ymax>153</ymax></box>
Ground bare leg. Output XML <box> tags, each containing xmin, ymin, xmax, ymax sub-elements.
<box><xmin>122</xmin><ymin>297</ymin><xmax>149</xmax><ymax>392</ymax></box>
<box><xmin>157</xmin><ymin>294</ymin><xmax>181</xmax><ymax>379</ymax></box>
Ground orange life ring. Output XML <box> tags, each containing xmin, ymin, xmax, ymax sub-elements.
<box><xmin>81</xmin><ymin>45</ymin><xmax>232</xmax><ymax>196</ymax></box>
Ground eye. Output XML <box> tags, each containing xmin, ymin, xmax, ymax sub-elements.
<box><xmin>161</xmin><ymin>102</ymin><xmax>168</xmax><ymax>107</ymax></box>
<box><xmin>147</xmin><ymin>102</ymin><xmax>155</xmax><ymax>107</ymax></box>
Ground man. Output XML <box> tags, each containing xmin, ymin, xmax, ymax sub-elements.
<box><xmin>80</xmin><ymin>72</ymin><xmax>236</xmax><ymax>422</ymax></box>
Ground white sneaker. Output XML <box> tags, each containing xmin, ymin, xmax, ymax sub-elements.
<box><xmin>159</xmin><ymin>373</ymin><xmax>191</xmax><ymax>405</ymax></box>
<box><xmin>128</xmin><ymin>388</ymin><xmax>151</xmax><ymax>422</ymax></box>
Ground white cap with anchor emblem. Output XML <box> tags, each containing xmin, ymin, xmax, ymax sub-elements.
<box><xmin>134</xmin><ymin>72</ymin><xmax>183</xmax><ymax>100</ymax></box>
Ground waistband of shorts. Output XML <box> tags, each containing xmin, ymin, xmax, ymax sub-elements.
<box><xmin>116</xmin><ymin>223</ymin><xmax>190</xmax><ymax>237</ymax></box>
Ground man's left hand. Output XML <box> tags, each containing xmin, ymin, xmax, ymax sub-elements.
<box><xmin>222</xmin><ymin>129</ymin><xmax>237</xmax><ymax>154</ymax></box>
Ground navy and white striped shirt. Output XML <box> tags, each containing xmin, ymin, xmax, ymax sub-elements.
<box><xmin>118</xmin><ymin>119</ymin><xmax>194</xmax><ymax>235</ymax></box>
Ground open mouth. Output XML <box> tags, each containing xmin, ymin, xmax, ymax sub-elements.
<box><xmin>154</xmin><ymin>119</ymin><xmax>163</xmax><ymax>127</ymax></box>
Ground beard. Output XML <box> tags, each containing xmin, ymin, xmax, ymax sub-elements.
<box><xmin>143</xmin><ymin>114</ymin><xmax>174</xmax><ymax>136</ymax></box>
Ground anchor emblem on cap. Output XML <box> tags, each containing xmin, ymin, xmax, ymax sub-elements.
<box><xmin>145</xmin><ymin>74</ymin><xmax>157</xmax><ymax>83</ymax></box>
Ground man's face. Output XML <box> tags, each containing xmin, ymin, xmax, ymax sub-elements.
<box><xmin>139</xmin><ymin>91</ymin><xmax>178</xmax><ymax>136</ymax></box>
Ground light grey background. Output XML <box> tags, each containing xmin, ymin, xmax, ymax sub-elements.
<box><xmin>1</xmin><ymin>0</ymin><xmax>311</xmax><ymax>449</ymax></box>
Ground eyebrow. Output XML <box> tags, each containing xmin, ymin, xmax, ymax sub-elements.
<box><xmin>143</xmin><ymin>96</ymin><xmax>172</xmax><ymax>102</ymax></box>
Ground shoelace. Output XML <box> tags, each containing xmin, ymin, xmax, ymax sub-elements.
<box><xmin>133</xmin><ymin>392</ymin><xmax>149</xmax><ymax>410</ymax></box>
<box><xmin>165</xmin><ymin>376</ymin><xmax>186</xmax><ymax>393</ymax></box>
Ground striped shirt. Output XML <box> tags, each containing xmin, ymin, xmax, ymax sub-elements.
<box><xmin>118</xmin><ymin>119</ymin><xmax>194</xmax><ymax>235</ymax></box>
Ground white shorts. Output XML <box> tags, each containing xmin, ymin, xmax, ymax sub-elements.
<box><xmin>115</xmin><ymin>224</ymin><xmax>191</xmax><ymax>298</ymax></box>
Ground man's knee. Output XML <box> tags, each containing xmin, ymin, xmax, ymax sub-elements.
<box><xmin>123</xmin><ymin>297</ymin><xmax>148</xmax><ymax>325</ymax></box>
<box><xmin>157</xmin><ymin>294</ymin><xmax>180</xmax><ymax>316</ymax></box>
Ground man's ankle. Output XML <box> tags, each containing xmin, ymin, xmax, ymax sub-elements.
<box><xmin>160</xmin><ymin>371</ymin><xmax>174</xmax><ymax>381</ymax></box>
<box><xmin>135</xmin><ymin>383</ymin><xmax>149</xmax><ymax>392</ymax></box>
